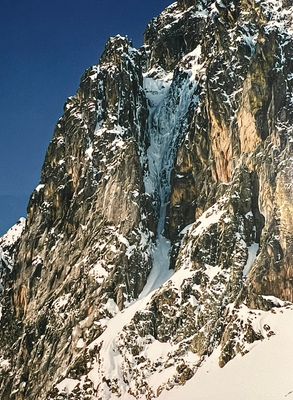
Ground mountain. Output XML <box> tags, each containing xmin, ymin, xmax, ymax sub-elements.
<box><xmin>0</xmin><ymin>0</ymin><xmax>293</xmax><ymax>399</ymax></box>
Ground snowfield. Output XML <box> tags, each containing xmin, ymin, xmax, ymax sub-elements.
<box><xmin>158</xmin><ymin>306</ymin><xmax>293</xmax><ymax>400</ymax></box>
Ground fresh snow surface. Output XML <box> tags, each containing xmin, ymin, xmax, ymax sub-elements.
<box><xmin>0</xmin><ymin>218</ymin><xmax>25</xmax><ymax>247</ymax></box>
<box><xmin>85</xmin><ymin>144</ymin><xmax>94</xmax><ymax>160</ymax></box>
<box><xmin>0</xmin><ymin>218</ymin><xmax>25</xmax><ymax>294</ymax></box>
<box><xmin>157</xmin><ymin>306</ymin><xmax>293</xmax><ymax>400</ymax></box>
<box><xmin>0</xmin><ymin>218</ymin><xmax>25</xmax><ymax>274</ymax></box>
<box><xmin>180</xmin><ymin>201</ymin><xmax>225</xmax><ymax>237</ymax></box>
<box><xmin>141</xmin><ymin>234</ymin><xmax>172</xmax><ymax>296</ymax></box>
<box><xmin>243</xmin><ymin>242</ymin><xmax>259</xmax><ymax>277</ymax></box>
<box><xmin>35</xmin><ymin>184</ymin><xmax>45</xmax><ymax>192</ymax></box>
<box><xmin>56</xmin><ymin>378</ymin><xmax>80</xmax><ymax>395</ymax></box>
<box><xmin>181</xmin><ymin>44</ymin><xmax>205</xmax><ymax>81</ymax></box>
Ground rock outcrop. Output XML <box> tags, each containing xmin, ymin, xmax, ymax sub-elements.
<box><xmin>0</xmin><ymin>1</ymin><xmax>292</xmax><ymax>399</ymax></box>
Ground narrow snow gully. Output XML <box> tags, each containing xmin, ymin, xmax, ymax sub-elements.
<box><xmin>141</xmin><ymin>71</ymin><xmax>175</xmax><ymax>294</ymax></box>
<box><xmin>142</xmin><ymin>65</ymin><xmax>200</xmax><ymax>290</ymax></box>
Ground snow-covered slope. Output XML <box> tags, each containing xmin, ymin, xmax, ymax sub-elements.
<box><xmin>0</xmin><ymin>218</ymin><xmax>25</xmax><ymax>278</ymax></box>
<box><xmin>158</xmin><ymin>304</ymin><xmax>293</xmax><ymax>400</ymax></box>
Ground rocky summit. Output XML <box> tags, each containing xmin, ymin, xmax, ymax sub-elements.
<box><xmin>1</xmin><ymin>0</ymin><xmax>293</xmax><ymax>399</ymax></box>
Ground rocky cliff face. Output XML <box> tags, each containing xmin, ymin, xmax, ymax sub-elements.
<box><xmin>0</xmin><ymin>1</ymin><xmax>292</xmax><ymax>399</ymax></box>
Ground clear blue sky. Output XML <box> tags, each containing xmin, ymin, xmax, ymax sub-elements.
<box><xmin>0</xmin><ymin>0</ymin><xmax>171</xmax><ymax>235</ymax></box>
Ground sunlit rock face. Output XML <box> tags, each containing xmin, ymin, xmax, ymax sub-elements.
<box><xmin>0</xmin><ymin>1</ymin><xmax>292</xmax><ymax>399</ymax></box>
